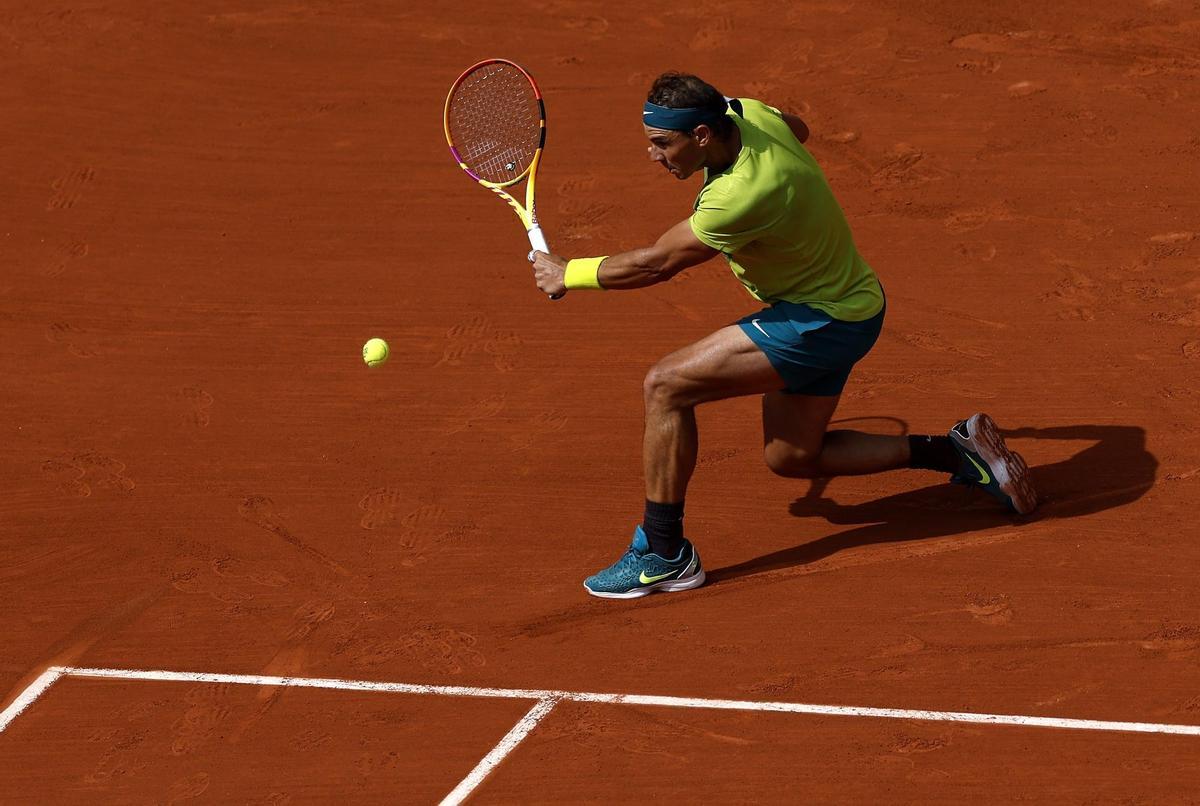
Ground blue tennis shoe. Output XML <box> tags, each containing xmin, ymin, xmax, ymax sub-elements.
<box><xmin>583</xmin><ymin>525</ymin><xmax>705</xmax><ymax>599</ymax></box>
<box><xmin>949</xmin><ymin>413</ymin><xmax>1038</xmax><ymax>515</ymax></box>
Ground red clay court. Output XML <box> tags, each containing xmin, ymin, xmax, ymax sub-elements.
<box><xmin>3</xmin><ymin>2</ymin><xmax>1199</xmax><ymax>802</ymax></box>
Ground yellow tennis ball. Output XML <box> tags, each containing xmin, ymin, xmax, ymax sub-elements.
<box><xmin>362</xmin><ymin>337</ymin><xmax>389</xmax><ymax>367</ymax></box>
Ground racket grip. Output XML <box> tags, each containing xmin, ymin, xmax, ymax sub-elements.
<box><xmin>526</xmin><ymin>226</ymin><xmax>563</xmax><ymax>300</ymax></box>
<box><xmin>526</xmin><ymin>225</ymin><xmax>549</xmax><ymax>254</ymax></box>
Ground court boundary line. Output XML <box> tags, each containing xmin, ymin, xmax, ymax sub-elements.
<box><xmin>0</xmin><ymin>668</ymin><xmax>63</xmax><ymax>734</ymax></box>
<box><xmin>3</xmin><ymin>665</ymin><xmax>1199</xmax><ymax>804</ymax></box>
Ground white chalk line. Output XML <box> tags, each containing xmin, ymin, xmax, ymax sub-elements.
<box><xmin>438</xmin><ymin>696</ymin><xmax>559</xmax><ymax>806</ymax></box>
<box><xmin>0</xmin><ymin>668</ymin><xmax>64</xmax><ymax>733</ymax></box>
<box><xmin>38</xmin><ymin>666</ymin><xmax>1200</xmax><ymax>736</ymax></box>
<box><xmin>4</xmin><ymin>665</ymin><xmax>1200</xmax><ymax>804</ymax></box>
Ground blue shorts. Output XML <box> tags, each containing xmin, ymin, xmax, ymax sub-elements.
<box><xmin>736</xmin><ymin>300</ymin><xmax>884</xmax><ymax>396</ymax></box>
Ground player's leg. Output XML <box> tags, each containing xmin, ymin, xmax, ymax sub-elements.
<box><xmin>762</xmin><ymin>395</ymin><xmax>1037</xmax><ymax>512</ymax></box>
<box><xmin>744</xmin><ymin>300</ymin><xmax>957</xmax><ymax>479</ymax></box>
<box><xmin>583</xmin><ymin>324</ymin><xmax>783</xmax><ymax>599</ymax></box>
<box><xmin>747</xmin><ymin>300</ymin><xmax>912</xmax><ymax>477</ymax></box>
<box><xmin>760</xmin><ymin>389</ymin><xmax>964</xmax><ymax>476</ymax></box>
<box><xmin>641</xmin><ymin>324</ymin><xmax>783</xmax><ymax>503</ymax></box>
<box><xmin>761</xmin><ymin>390</ymin><xmax>912</xmax><ymax>477</ymax></box>
<box><xmin>753</xmin><ymin>306</ymin><xmax>1037</xmax><ymax>512</ymax></box>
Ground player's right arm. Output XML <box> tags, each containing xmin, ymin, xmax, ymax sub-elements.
<box><xmin>593</xmin><ymin>219</ymin><xmax>719</xmax><ymax>289</ymax></box>
<box><xmin>529</xmin><ymin>218</ymin><xmax>718</xmax><ymax>296</ymax></box>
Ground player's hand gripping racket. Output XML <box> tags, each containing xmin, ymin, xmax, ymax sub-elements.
<box><xmin>444</xmin><ymin>59</ymin><xmax>561</xmax><ymax>299</ymax></box>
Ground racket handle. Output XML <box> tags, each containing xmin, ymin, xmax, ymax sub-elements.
<box><xmin>527</xmin><ymin>226</ymin><xmax>563</xmax><ymax>300</ymax></box>
<box><xmin>526</xmin><ymin>225</ymin><xmax>549</xmax><ymax>254</ymax></box>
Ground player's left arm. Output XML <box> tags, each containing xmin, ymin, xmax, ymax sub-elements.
<box><xmin>530</xmin><ymin>218</ymin><xmax>719</xmax><ymax>296</ymax></box>
<box><xmin>781</xmin><ymin>112</ymin><xmax>810</xmax><ymax>144</ymax></box>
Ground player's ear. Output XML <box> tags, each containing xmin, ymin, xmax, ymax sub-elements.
<box><xmin>691</xmin><ymin>124</ymin><xmax>712</xmax><ymax>146</ymax></box>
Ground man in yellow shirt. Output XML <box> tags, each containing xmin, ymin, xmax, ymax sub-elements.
<box><xmin>529</xmin><ymin>72</ymin><xmax>1037</xmax><ymax>599</ymax></box>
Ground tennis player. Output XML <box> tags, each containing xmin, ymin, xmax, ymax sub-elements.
<box><xmin>529</xmin><ymin>72</ymin><xmax>1038</xmax><ymax>599</ymax></box>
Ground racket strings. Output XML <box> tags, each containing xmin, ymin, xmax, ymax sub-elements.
<box><xmin>448</xmin><ymin>63</ymin><xmax>541</xmax><ymax>184</ymax></box>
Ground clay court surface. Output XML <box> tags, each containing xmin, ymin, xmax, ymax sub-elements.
<box><xmin>3</xmin><ymin>1</ymin><xmax>1200</xmax><ymax>802</ymax></box>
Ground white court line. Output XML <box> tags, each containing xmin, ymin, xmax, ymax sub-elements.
<box><xmin>48</xmin><ymin>666</ymin><xmax>1200</xmax><ymax>737</ymax></box>
<box><xmin>439</xmin><ymin>697</ymin><xmax>559</xmax><ymax>806</ymax></box>
<box><xmin>53</xmin><ymin>666</ymin><xmax>558</xmax><ymax>701</ymax></box>
<box><xmin>0</xmin><ymin>668</ymin><xmax>64</xmax><ymax>733</ymax></box>
<box><xmin>3</xmin><ymin>666</ymin><xmax>1198</xmax><ymax>805</ymax></box>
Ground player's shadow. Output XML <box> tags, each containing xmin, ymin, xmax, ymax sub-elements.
<box><xmin>708</xmin><ymin>423</ymin><xmax>1155</xmax><ymax>584</ymax></box>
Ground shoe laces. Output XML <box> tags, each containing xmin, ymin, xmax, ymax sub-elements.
<box><xmin>615</xmin><ymin>544</ymin><xmax>646</xmax><ymax>570</ymax></box>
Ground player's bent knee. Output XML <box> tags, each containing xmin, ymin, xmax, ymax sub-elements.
<box><xmin>643</xmin><ymin>363</ymin><xmax>685</xmax><ymax>409</ymax></box>
<box><xmin>764</xmin><ymin>446</ymin><xmax>821</xmax><ymax>478</ymax></box>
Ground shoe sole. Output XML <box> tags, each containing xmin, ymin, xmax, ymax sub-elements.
<box><xmin>954</xmin><ymin>413</ymin><xmax>1038</xmax><ymax>515</ymax></box>
<box><xmin>583</xmin><ymin>568</ymin><xmax>707</xmax><ymax>599</ymax></box>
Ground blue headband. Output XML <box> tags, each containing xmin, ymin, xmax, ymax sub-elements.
<box><xmin>642</xmin><ymin>97</ymin><xmax>743</xmax><ymax>131</ymax></box>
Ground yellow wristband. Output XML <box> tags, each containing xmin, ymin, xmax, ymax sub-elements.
<box><xmin>564</xmin><ymin>256</ymin><xmax>607</xmax><ymax>290</ymax></box>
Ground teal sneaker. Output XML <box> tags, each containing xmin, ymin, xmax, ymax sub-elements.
<box><xmin>949</xmin><ymin>413</ymin><xmax>1038</xmax><ymax>515</ymax></box>
<box><xmin>583</xmin><ymin>525</ymin><xmax>705</xmax><ymax>599</ymax></box>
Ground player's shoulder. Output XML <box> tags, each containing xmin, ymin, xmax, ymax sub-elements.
<box><xmin>733</xmin><ymin>98</ymin><xmax>794</xmax><ymax>150</ymax></box>
<box><xmin>737</xmin><ymin>98</ymin><xmax>784</xmax><ymax>120</ymax></box>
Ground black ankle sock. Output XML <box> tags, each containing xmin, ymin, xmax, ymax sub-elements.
<box><xmin>908</xmin><ymin>435</ymin><xmax>960</xmax><ymax>473</ymax></box>
<box><xmin>642</xmin><ymin>499</ymin><xmax>685</xmax><ymax>558</ymax></box>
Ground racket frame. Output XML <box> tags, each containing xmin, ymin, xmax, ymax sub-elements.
<box><xmin>443</xmin><ymin>58</ymin><xmax>548</xmax><ymax>253</ymax></box>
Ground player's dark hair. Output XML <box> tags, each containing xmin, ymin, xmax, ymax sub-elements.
<box><xmin>647</xmin><ymin>72</ymin><xmax>734</xmax><ymax>137</ymax></box>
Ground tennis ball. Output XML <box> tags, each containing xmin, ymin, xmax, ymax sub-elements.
<box><xmin>362</xmin><ymin>337</ymin><xmax>389</xmax><ymax>367</ymax></box>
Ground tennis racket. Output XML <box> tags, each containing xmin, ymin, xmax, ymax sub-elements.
<box><xmin>444</xmin><ymin>59</ymin><xmax>553</xmax><ymax>273</ymax></box>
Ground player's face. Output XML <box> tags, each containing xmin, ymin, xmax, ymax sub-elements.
<box><xmin>645</xmin><ymin>126</ymin><xmax>703</xmax><ymax>180</ymax></box>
